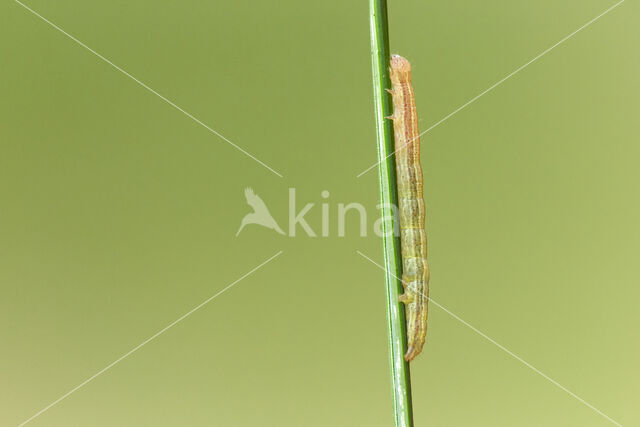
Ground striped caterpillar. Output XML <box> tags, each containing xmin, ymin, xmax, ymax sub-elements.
<box><xmin>388</xmin><ymin>54</ymin><xmax>430</xmax><ymax>362</ymax></box>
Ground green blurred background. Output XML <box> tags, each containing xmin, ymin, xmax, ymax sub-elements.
<box><xmin>1</xmin><ymin>0</ymin><xmax>638</xmax><ymax>425</ymax></box>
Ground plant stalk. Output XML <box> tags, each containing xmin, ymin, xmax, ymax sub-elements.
<box><xmin>368</xmin><ymin>1</ymin><xmax>414</xmax><ymax>426</ymax></box>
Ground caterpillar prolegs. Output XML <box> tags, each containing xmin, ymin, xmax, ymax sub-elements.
<box><xmin>388</xmin><ymin>54</ymin><xmax>429</xmax><ymax>362</ymax></box>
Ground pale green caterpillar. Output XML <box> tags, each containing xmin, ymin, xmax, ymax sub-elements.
<box><xmin>388</xmin><ymin>54</ymin><xmax>429</xmax><ymax>362</ymax></box>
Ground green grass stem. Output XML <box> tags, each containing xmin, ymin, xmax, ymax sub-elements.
<box><xmin>368</xmin><ymin>1</ymin><xmax>414</xmax><ymax>426</ymax></box>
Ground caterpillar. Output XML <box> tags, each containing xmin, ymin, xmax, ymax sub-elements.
<box><xmin>388</xmin><ymin>54</ymin><xmax>430</xmax><ymax>362</ymax></box>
